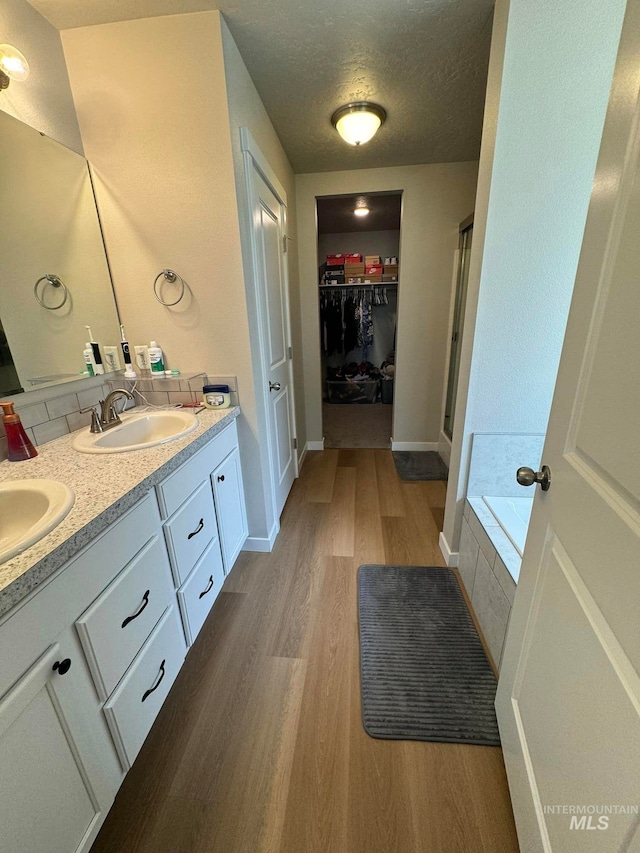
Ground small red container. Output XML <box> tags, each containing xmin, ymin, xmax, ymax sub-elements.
<box><xmin>365</xmin><ymin>264</ymin><xmax>384</xmax><ymax>275</ymax></box>
<box><xmin>1</xmin><ymin>401</ymin><xmax>38</xmax><ymax>461</ymax></box>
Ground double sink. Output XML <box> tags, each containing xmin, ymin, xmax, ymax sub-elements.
<box><xmin>0</xmin><ymin>410</ymin><xmax>199</xmax><ymax>566</ymax></box>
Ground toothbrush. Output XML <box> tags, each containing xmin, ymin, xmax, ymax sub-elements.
<box><xmin>120</xmin><ymin>324</ymin><xmax>137</xmax><ymax>379</ymax></box>
<box><xmin>85</xmin><ymin>325</ymin><xmax>105</xmax><ymax>375</ymax></box>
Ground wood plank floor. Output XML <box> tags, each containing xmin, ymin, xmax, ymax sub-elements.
<box><xmin>91</xmin><ymin>450</ymin><xmax>519</xmax><ymax>853</ymax></box>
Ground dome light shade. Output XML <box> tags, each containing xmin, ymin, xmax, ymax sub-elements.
<box><xmin>0</xmin><ymin>44</ymin><xmax>29</xmax><ymax>89</ymax></box>
<box><xmin>354</xmin><ymin>207</ymin><xmax>370</xmax><ymax>217</ymax></box>
<box><xmin>331</xmin><ymin>102</ymin><xmax>386</xmax><ymax>146</ymax></box>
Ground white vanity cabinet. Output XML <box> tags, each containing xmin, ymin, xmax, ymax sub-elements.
<box><xmin>0</xmin><ymin>624</ymin><xmax>122</xmax><ymax>853</ymax></box>
<box><xmin>212</xmin><ymin>447</ymin><xmax>248</xmax><ymax>571</ymax></box>
<box><xmin>0</xmin><ymin>411</ymin><xmax>247</xmax><ymax>853</ymax></box>
<box><xmin>158</xmin><ymin>418</ymin><xmax>248</xmax><ymax>646</ymax></box>
<box><xmin>0</xmin><ymin>493</ymin><xmax>166</xmax><ymax>853</ymax></box>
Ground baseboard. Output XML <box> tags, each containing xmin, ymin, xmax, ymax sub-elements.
<box><xmin>307</xmin><ymin>439</ymin><xmax>325</xmax><ymax>451</ymax></box>
<box><xmin>243</xmin><ymin>520</ymin><xmax>279</xmax><ymax>553</ymax></box>
<box><xmin>439</xmin><ymin>531</ymin><xmax>459</xmax><ymax>567</ymax></box>
<box><xmin>298</xmin><ymin>442</ymin><xmax>309</xmax><ymax>470</ymax></box>
<box><xmin>391</xmin><ymin>441</ymin><xmax>439</xmax><ymax>452</ymax></box>
<box><xmin>438</xmin><ymin>430</ymin><xmax>452</xmax><ymax>467</ymax></box>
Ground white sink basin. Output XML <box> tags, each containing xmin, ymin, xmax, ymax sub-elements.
<box><xmin>0</xmin><ymin>479</ymin><xmax>75</xmax><ymax>565</ymax></box>
<box><xmin>72</xmin><ymin>410</ymin><xmax>199</xmax><ymax>454</ymax></box>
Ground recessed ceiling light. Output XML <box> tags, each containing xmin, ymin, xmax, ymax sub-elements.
<box><xmin>331</xmin><ymin>102</ymin><xmax>386</xmax><ymax>146</ymax></box>
<box><xmin>354</xmin><ymin>207</ymin><xmax>370</xmax><ymax>217</ymax></box>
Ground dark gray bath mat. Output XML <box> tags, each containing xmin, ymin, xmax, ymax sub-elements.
<box><xmin>392</xmin><ymin>451</ymin><xmax>448</xmax><ymax>481</ymax></box>
<box><xmin>357</xmin><ymin>565</ymin><xmax>500</xmax><ymax>746</ymax></box>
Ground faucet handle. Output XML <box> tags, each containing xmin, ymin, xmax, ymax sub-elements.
<box><xmin>79</xmin><ymin>405</ymin><xmax>103</xmax><ymax>434</ymax></box>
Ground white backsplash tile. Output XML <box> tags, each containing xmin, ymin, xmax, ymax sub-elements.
<box><xmin>32</xmin><ymin>417</ymin><xmax>70</xmax><ymax>445</ymax></box>
<box><xmin>45</xmin><ymin>393</ymin><xmax>80</xmax><ymax>420</ymax></box>
<box><xmin>15</xmin><ymin>402</ymin><xmax>49</xmax><ymax>429</ymax></box>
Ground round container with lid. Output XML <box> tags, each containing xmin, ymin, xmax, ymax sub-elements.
<box><xmin>202</xmin><ymin>384</ymin><xmax>231</xmax><ymax>409</ymax></box>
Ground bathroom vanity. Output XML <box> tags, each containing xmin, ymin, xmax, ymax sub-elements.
<box><xmin>0</xmin><ymin>408</ymin><xmax>247</xmax><ymax>853</ymax></box>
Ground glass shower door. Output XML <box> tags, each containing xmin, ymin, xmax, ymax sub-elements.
<box><xmin>443</xmin><ymin>220</ymin><xmax>473</xmax><ymax>439</ymax></box>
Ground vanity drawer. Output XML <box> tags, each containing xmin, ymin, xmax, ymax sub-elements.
<box><xmin>76</xmin><ymin>536</ymin><xmax>175</xmax><ymax>700</ymax></box>
<box><xmin>103</xmin><ymin>605</ymin><xmax>185</xmax><ymax>770</ymax></box>
<box><xmin>163</xmin><ymin>480</ymin><xmax>216</xmax><ymax>586</ymax></box>
<box><xmin>157</xmin><ymin>420</ymin><xmax>238</xmax><ymax>518</ymax></box>
<box><xmin>177</xmin><ymin>537</ymin><xmax>225</xmax><ymax>646</ymax></box>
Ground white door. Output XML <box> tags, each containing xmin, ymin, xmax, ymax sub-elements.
<box><xmin>496</xmin><ymin>4</ymin><xmax>640</xmax><ymax>851</ymax></box>
<box><xmin>244</xmin><ymin>142</ymin><xmax>297</xmax><ymax>519</ymax></box>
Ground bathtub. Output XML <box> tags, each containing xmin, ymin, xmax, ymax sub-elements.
<box><xmin>482</xmin><ymin>495</ymin><xmax>533</xmax><ymax>557</ymax></box>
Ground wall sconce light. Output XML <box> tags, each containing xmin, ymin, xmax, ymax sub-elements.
<box><xmin>0</xmin><ymin>44</ymin><xmax>30</xmax><ymax>92</ymax></box>
<box><xmin>331</xmin><ymin>102</ymin><xmax>386</xmax><ymax>147</ymax></box>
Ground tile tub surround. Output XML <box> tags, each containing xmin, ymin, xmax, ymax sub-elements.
<box><xmin>459</xmin><ymin>498</ymin><xmax>517</xmax><ymax>669</ymax></box>
<box><xmin>467</xmin><ymin>432</ymin><xmax>545</xmax><ymax>497</ymax></box>
<box><xmin>0</xmin><ymin>407</ymin><xmax>240</xmax><ymax>619</ymax></box>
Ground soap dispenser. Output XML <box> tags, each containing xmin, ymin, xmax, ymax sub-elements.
<box><xmin>1</xmin><ymin>402</ymin><xmax>38</xmax><ymax>461</ymax></box>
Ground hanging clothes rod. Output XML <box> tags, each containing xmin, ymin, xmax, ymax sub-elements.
<box><xmin>319</xmin><ymin>282</ymin><xmax>398</xmax><ymax>289</ymax></box>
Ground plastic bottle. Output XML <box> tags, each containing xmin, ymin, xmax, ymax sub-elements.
<box><xmin>83</xmin><ymin>343</ymin><xmax>96</xmax><ymax>377</ymax></box>
<box><xmin>148</xmin><ymin>341</ymin><xmax>165</xmax><ymax>373</ymax></box>
<box><xmin>0</xmin><ymin>401</ymin><xmax>38</xmax><ymax>461</ymax></box>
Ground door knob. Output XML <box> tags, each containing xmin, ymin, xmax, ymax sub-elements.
<box><xmin>517</xmin><ymin>465</ymin><xmax>551</xmax><ymax>491</ymax></box>
<box><xmin>269</xmin><ymin>381</ymin><xmax>281</xmax><ymax>392</ymax></box>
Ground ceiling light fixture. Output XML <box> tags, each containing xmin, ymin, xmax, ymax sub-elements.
<box><xmin>354</xmin><ymin>207</ymin><xmax>369</xmax><ymax>217</ymax></box>
<box><xmin>0</xmin><ymin>44</ymin><xmax>30</xmax><ymax>91</ymax></box>
<box><xmin>331</xmin><ymin>102</ymin><xmax>386</xmax><ymax>147</ymax></box>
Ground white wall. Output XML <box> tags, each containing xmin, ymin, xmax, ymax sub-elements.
<box><xmin>296</xmin><ymin>163</ymin><xmax>478</xmax><ymax>447</ymax></box>
<box><xmin>220</xmin><ymin>16</ymin><xmax>306</xmax><ymax>483</ymax></box>
<box><xmin>62</xmin><ymin>12</ymin><xmax>270</xmax><ymax>539</ymax></box>
<box><xmin>442</xmin><ymin>0</ymin><xmax>627</xmax><ymax>556</ymax></box>
<box><xmin>0</xmin><ymin>0</ymin><xmax>82</xmax><ymax>152</ymax></box>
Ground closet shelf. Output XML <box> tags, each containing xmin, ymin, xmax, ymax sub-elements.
<box><xmin>319</xmin><ymin>281</ymin><xmax>398</xmax><ymax>289</ymax></box>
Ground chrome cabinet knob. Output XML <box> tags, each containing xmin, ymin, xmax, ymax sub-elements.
<box><xmin>517</xmin><ymin>465</ymin><xmax>551</xmax><ymax>491</ymax></box>
<box><xmin>269</xmin><ymin>381</ymin><xmax>281</xmax><ymax>392</ymax></box>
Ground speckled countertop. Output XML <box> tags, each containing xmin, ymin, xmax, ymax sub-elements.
<box><xmin>0</xmin><ymin>407</ymin><xmax>240</xmax><ymax>620</ymax></box>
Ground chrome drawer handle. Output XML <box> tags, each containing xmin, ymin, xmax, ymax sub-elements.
<box><xmin>122</xmin><ymin>590</ymin><xmax>150</xmax><ymax>628</ymax></box>
<box><xmin>199</xmin><ymin>575</ymin><xmax>214</xmax><ymax>599</ymax></box>
<box><xmin>187</xmin><ymin>518</ymin><xmax>204</xmax><ymax>540</ymax></box>
<box><xmin>141</xmin><ymin>659</ymin><xmax>166</xmax><ymax>703</ymax></box>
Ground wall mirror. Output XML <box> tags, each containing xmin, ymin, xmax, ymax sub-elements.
<box><xmin>0</xmin><ymin>110</ymin><xmax>120</xmax><ymax>397</ymax></box>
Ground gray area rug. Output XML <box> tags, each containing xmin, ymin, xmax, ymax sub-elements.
<box><xmin>392</xmin><ymin>451</ymin><xmax>448</xmax><ymax>481</ymax></box>
<box><xmin>357</xmin><ymin>565</ymin><xmax>501</xmax><ymax>746</ymax></box>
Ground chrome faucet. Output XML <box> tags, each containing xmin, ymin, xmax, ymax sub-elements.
<box><xmin>81</xmin><ymin>388</ymin><xmax>134</xmax><ymax>433</ymax></box>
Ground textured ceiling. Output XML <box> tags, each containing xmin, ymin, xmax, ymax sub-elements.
<box><xmin>27</xmin><ymin>0</ymin><xmax>494</xmax><ymax>173</ymax></box>
<box><xmin>317</xmin><ymin>193</ymin><xmax>402</xmax><ymax>234</ymax></box>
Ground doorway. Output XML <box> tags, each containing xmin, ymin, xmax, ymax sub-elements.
<box><xmin>317</xmin><ymin>192</ymin><xmax>401</xmax><ymax>449</ymax></box>
<box><xmin>443</xmin><ymin>215</ymin><xmax>473</xmax><ymax>440</ymax></box>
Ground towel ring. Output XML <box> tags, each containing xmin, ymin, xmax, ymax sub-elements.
<box><xmin>153</xmin><ymin>269</ymin><xmax>186</xmax><ymax>306</ymax></box>
<box><xmin>34</xmin><ymin>274</ymin><xmax>69</xmax><ymax>310</ymax></box>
